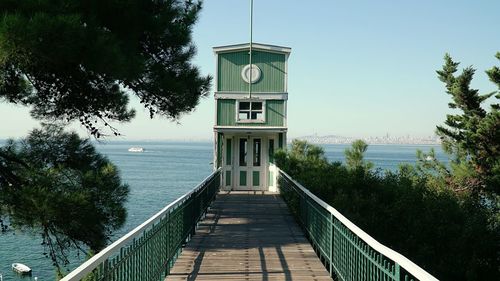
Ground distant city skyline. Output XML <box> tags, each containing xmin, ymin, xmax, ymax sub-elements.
<box><xmin>1</xmin><ymin>0</ymin><xmax>499</xmax><ymax>140</ymax></box>
<box><xmin>297</xmin><ymin>133</ymin><xmax>441</xmax><ymax>145</ymax></box>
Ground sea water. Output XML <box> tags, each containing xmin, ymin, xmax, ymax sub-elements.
<box><xmin>0</xmin><ymin>141</ymin><xmax>444</xmax><ymax>280</ymax></box>
<box><xmin>0</xmin><ymin>141</ymin><xmax>213</xmax><ymax>281</ymax></box>
<box><xmin>322</xmin><ymin>143</ymin><xmax>446</xmax><ymax>170</ymax></box>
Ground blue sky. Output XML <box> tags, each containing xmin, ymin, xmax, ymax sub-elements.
<box><xmin>1</xmin><ymin>0</ymin><xmax>499</xmax><ymax>140</ymax></box>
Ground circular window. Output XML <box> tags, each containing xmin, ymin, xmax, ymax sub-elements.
<box><xmin>241</xmin><ymin>64</ymin><xmax>261</xmax><ymax>84</ymax></box>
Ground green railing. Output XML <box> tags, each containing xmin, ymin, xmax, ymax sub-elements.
<box><xmin>61</xmin><ymin>169</ymin><xmax>221</xmax><ymax>281</ymax></box>
<box><xmin>278</xmin><ymin>170</ymin><xmax>439</xmax><ymax>281</ymax></box>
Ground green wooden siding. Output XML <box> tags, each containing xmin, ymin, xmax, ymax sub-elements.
<box><xmin>266</xmin><ymin>100</ymin><xmax>285</xmax><ymax>126</ymax></box>
<box><xmin>218</xmin><ymin>50</ymin><xmax>286</xmax><ymax>92</ymax></box>
<box><xmin>217</xmin><ymin>100</ymin><xmax>285</xmax><ymax>126</ymax></box>
<box><xmin>217</xmin><ymin>100</ymin><xmax>236</xmax><ymax>126</ymax></box>
<box><xmin>226</xmin><ymin>138</ymin><xmax>232</xmax><ymax>165</ymax></box>
<box><xmin>225</xmin><ymin>171</ymin><xmax>231</xmax><ymax>186</ymax></box>
<box><xmin>239</xmin><ymin>171</ymin><xmax>247</xmax><ymax>186</ymax></box>
<box><xmin>217</xmin><ymin>133</ymin><xmax>223</xmax><ymax>167</ymax></box>
<box><xmin>252</xmin><ymin>171</ymin><xmax>260</xmax><ymax>186</ymax></box>
<box><xmin>269</xmin><ymin>139</ymin><xmax>275</xmax><ymax>163</ymax></box>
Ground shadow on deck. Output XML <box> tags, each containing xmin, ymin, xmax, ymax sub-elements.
<box><xmin>166</xmin><ymin>191</ymin><xmax>332</xmax><ymax>281</ymax></box>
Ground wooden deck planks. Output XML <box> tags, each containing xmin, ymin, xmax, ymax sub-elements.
<box><xmin>166</xmin><ymin>191</ymin><xmax>332</xmax><ymax>281</ymax></box>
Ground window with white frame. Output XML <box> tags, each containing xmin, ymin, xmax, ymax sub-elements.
<box><xmin>237</xmin><ymin>101</ymin><xmax>264</xmax><ymax>122</ymax></box>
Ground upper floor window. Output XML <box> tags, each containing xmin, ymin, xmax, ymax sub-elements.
<box><xmin>237</xmin><ymin>101</ymin><xmax>264</xmax><ymax>122</ymax></box>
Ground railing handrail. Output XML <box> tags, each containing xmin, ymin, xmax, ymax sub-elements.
<box><xmin>279</xmin><ymin>169</ymin><xmax>439</xmax><ymax>281</ymax></box>
<box><xmin>61</xmin><ymin>168</ymin><xmax>221</xmax><ymax>281</ymax></box>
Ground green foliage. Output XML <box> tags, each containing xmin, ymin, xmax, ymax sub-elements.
<box><xmin>288</xmin><ymin>139</ymin><xmax>326</xmax><ymax>160</ymax></box>
<box><xmin>435</xmin><ymin>53</ymin><xmax>500</xmax><ymax>195</ymax></box>
<box><xmin>0</xmin><ymin>124</ymin><xmax>129</xmax><ymax>272</ymax></box>
<box><xmin>0</xmin><ymin>0</ymin><xmax>211</xmax><ymax>137</ymax></box>
<box><xmin>276</xmin><ymin>139</ymin><xmax>327</xmax><ymax>164</ymax></box>
<box><xmin>275</xmin><ymin>140</ymin><xmax>335</xmax><ymax>202</ymax></box>
<box><xmin>344</xmin><ymin>139</ymin><xmax>374</xmax><ymax>170</ymax></box>
<box><xmin>277</xmin><ymin>141</ymin><xmax>499</xmax><ymax>281</ymax></box>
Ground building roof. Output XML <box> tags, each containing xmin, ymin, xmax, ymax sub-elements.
<box><xmin>213</xmin><ymin>43</ymin><xmax>291</xmax><ymax>54</ymax></box>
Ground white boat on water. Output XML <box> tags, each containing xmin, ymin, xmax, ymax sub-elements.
<box><xmin>128</xmin><ymin>147</ymin><xmax>145</xmax><ymax>152</ymax></box>
<box><xmin>12</xmin><ymin>263</ymin><xmax>32</xmax><ymax>274</ymax></box>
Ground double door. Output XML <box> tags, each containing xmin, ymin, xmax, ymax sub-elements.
<box><xmin>222</xmin><ymin>135</ymin><xmax>278</xmax><ymax>191</ymax></box>
<box><xmin>235</xmin><ymin>136</ymin><xmax>265</xmax><ymax>190</ymax></box>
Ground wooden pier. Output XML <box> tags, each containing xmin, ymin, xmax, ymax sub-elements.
<box><xmin>166</xmin><ymin>191</ymin><xmax>332</xmax><ymax>281</ymax></box>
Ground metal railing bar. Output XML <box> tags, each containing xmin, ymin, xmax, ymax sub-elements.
<box><xmin>331</xmin><ymin>261</ymin><xmax>346</xmax><ymax>281</ymax></box>
<box><xmin>279</xmin><ymin>169</ymin><xmax>439</xmax><ymax>281</ymax></box>
<box><xmin>332</xmin><ymin>223</ymin><xmax>390</xmax><ymax>273</ymax></box>
<box><xmin>61</xmin><ymin>168</ymin><xmax>221</xmax><ymax>281</ymax></box>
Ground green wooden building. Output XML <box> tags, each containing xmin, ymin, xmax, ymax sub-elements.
<box><xmin>213</xmin><ymin>43</ymin><xmax>291</xmax><ymax>191</ymax></box>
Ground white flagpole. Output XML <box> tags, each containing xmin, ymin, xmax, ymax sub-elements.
<box><xmin>249</xmin><ymin>0</ymin><xmax>253</xmax><ymax>99</ymax></box>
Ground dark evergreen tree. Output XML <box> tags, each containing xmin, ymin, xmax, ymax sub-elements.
<box><xmin>0</xmin><ymin>125</ymin><xmax>129</xmax><ymax>274</ymax></box>
<box><xmin>0</xmin><ymin>1</ymin><xmax>210</xmax><ymax>274</ymax></box>
<box><xmin>0</xmin><ymin>0</ymin><xmax>211</xmax><ymax>137</ymax></box>
<box><xmin>435</xmin><ymin>53</ymin><xmax>500</xmax><ymax>195</ymax></box>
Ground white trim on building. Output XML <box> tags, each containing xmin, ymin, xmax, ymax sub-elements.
<box><xmin>214</xmin><ymin>126</ymin><xmax>287</xmax><ymax>133</ymax></box>
<box><xmin>213</xmin><ymin>43</ymin><xmax>292</xmax><ymax>55</ymax></box>
<box><xmin>215</xmin><ymin>92</ymin><xmax>288</xmax><ymax>100</ymax></box>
